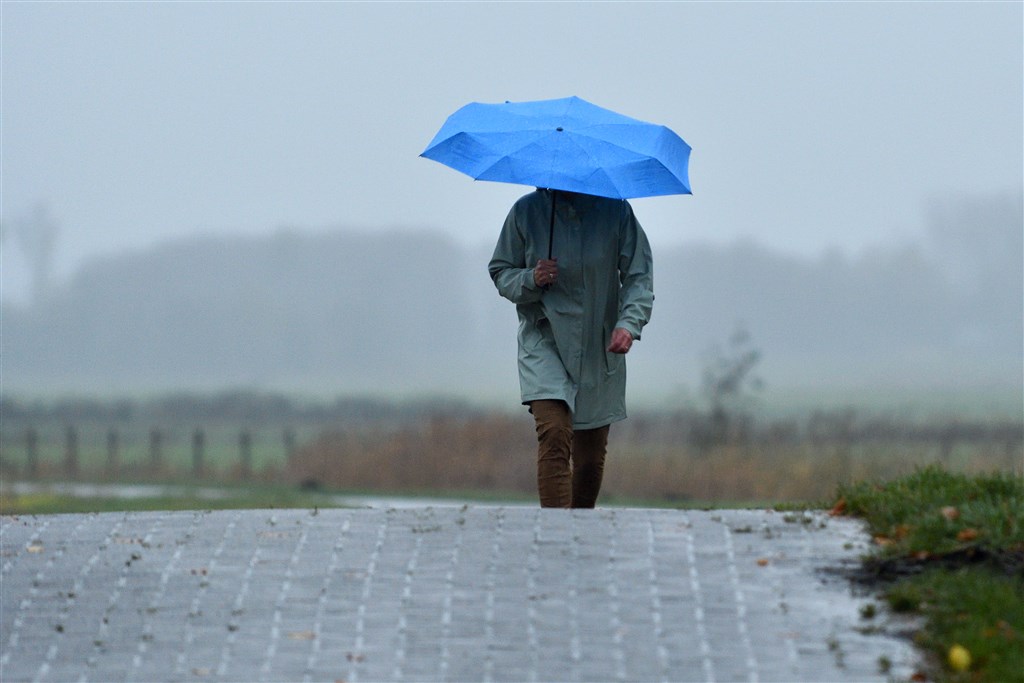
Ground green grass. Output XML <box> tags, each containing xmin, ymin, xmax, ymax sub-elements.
<box><xmin>886</xmin><ymin>568</ymin><xmax>1023</xmax><ymax>683</ymax></box>
<box><xmin>837</xmin><ymin>466</ymin><xmax>1024</xmax><ymax>682</ymax></box>
<box><xmin>0</xmin><ymin>484</ymin><xmax>342</xmax><ymax>515</ymax></box>
<box><xmin>838</xmin><ymin>466</ymin><xmax>1023</xmax><ymax>557</ymax></box>
<box><xmin>0</xmin><ymin>481</ymin><xmax>540</xmax><ymax>516</ymax></box>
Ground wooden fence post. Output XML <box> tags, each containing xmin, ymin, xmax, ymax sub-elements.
<box><xmin>192</xmin><ymin>428</ymin><xmax>205</xmax><ymax>477</ymax></box>
<box><xmin>25</xmin><ymin>427</ymin><xmax>39</xmax><ymax>478</ymax></box>
<box><xmin>939</xmin><ymin>426</ymin><xmax>955</xmax><ymax>462</ymax></box>
<box><xmin>106</xmin><ymin>428</ymin><xmax>119</xmax><ymax>475</ymax></box>
<box><xmin>239</xmin><ymin>430</ymin><xmax>252</xmax><ymax>479</ymax></box>
<box><xmin>149</xmin><ymin>428</ymin><xmax>163</xmax><ymax>473</ymax></box>
<box><xmin>283</xmin><ymin>427</ymin><xmax>296</xmax><ymax>466</ymax></box>
<box><xmin>64</xmin><ymin>426</ymin><xmax>79</xmax><ymax>477</ymax></box>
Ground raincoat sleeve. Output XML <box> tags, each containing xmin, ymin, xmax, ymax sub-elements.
<box><xmin>488</xmin><ymin>204</ymin><xmax>543</xmax><ymax>304</ymax></box>
<box><xmin>615</xmin><ymin>202</ymin><xmax>654</xmax><ymax>340</ymax></box>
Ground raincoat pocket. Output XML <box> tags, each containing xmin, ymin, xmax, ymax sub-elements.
<box><xmin>521</xmin><ymin>316</ymin><xmax>553</xmax><ymax>351</ymax></box>
<box><xmin>604</xmin><ymin>350</ymin><xmax>623</xmax><ymax>376</ymax></box>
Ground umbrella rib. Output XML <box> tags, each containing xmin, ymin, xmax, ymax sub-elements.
<box><xmin>468</xmin><ymin>130</ymin><xmax>563</xmax><ymax>181</ymax></box>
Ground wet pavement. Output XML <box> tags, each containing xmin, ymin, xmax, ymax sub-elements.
<box><xmin>1</xmin><ymin>507</ymin><xmax>919</xmax><ymax>682</ymax></box>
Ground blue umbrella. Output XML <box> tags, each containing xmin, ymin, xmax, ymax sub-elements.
<box><xmin>421</xmin><ymin>96</ymin><xmax>691</xmax><ymax>256</ymax></box>
<box><xmin>420</xmin><ymin>95</ymin><xmax>691</xmax><ymax>200</ymax></box>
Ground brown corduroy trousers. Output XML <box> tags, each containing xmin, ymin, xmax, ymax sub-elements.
<box><xmin>529</xmin><ymin>399</ymin><xmax>610</xmax><ymax>509</ymax></box>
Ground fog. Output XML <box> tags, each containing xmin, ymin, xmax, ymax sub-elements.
<box><xmin>3</xmin><ymin>192</ymin><xmax>1021</xmax><ymax>417</ymax></box>
<box><xmin>2</xmin><ymin>3</ymin><xmax>1021</xmax><ymax>415</ymax></box>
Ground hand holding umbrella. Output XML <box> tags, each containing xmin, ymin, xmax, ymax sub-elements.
<box><xmin>533</xmin><ymin>257</ymin><xmax>558</xmax><ymax>288</ymax></box>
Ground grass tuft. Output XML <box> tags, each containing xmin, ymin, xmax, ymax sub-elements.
<box><xmin>837</xmin><ymin>465</ymin><xmax>1023</xmax><ymax>570</ymax></box>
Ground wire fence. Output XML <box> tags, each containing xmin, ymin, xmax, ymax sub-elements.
<box><xmin>2</xmin><ymin>423</ymin><xmax>304</xmax><ymax>482</ymax></box>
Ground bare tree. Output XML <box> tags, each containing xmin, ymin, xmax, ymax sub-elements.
<box><xmin>693</xmin><ymin>325</ymin><xmax>764</xmax><ymax>449</ymax></box>
<box><xmin>7</xmin><ymin>202</ymin><xmax>60</xmax><ymax>306</ymax></box>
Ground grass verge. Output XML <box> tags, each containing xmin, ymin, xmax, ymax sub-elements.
<box><xmin>836</xmin><ymin>465</ymin><xmax>1023</xmax><ymax>682</ymax></box>
<box><xmin>0</xmin><ymin>484</ymin><xmax>341</xmax><ymax>515</ymax></box>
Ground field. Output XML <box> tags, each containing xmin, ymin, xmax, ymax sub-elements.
<box><xmin>283</xmin><ymin>410</ymin><xmax>1022</xmax><ymax>505</ymax></box>
<box><xmin>2</xmin><ymin>394</ymin><xmax>1020</xmax><ymax>508</ymax></box>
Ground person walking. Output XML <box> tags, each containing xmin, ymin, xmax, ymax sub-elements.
<box><xmin>488</xmin><ymin>188</ymin><xmax>654</xmax><ymax>509</ymax></box>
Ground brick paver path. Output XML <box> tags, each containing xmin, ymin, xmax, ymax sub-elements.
<box><xmin>1</xmin><ymin>507</ymin><xmax>918</xmax><ymax>682</ymax></box>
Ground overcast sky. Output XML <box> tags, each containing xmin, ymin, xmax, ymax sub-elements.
<box><xmin>2</xmin><ymin>2</ymin><xmax>1021</xmax><ymax>303</ymax></box>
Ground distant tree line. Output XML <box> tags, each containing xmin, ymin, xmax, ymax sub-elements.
<box><xmin>2</xmin><ymin>192</ymin><xmax>1020</xmax><ymax>398</ymax></box>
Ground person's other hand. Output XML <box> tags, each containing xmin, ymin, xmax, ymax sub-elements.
<box><xmin>607</xmin><ymin>327</ymin><xmax>633</xmax><ymax>354</ymax></box>
<box><xmin>534</xmin><ymin>258</ymin><xmax>559</xmax><ymax>287</ymax></box>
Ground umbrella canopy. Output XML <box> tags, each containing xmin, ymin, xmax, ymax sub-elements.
<box><xmin>420</xmin><ymin>96</ymin><xmax>691</xmax><ymax>200</ymax></box>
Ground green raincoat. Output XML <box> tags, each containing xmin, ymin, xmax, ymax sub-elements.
<box><xmin>488</xmin><ymin>189</ymin><xmax>654</xmax><ymax>429</ymax></box>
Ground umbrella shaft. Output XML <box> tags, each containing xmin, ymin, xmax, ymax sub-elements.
<box><xmin>548</xmin><ymin>190</ymin><xmax>556</xmax><ymax>260</ymax></box>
